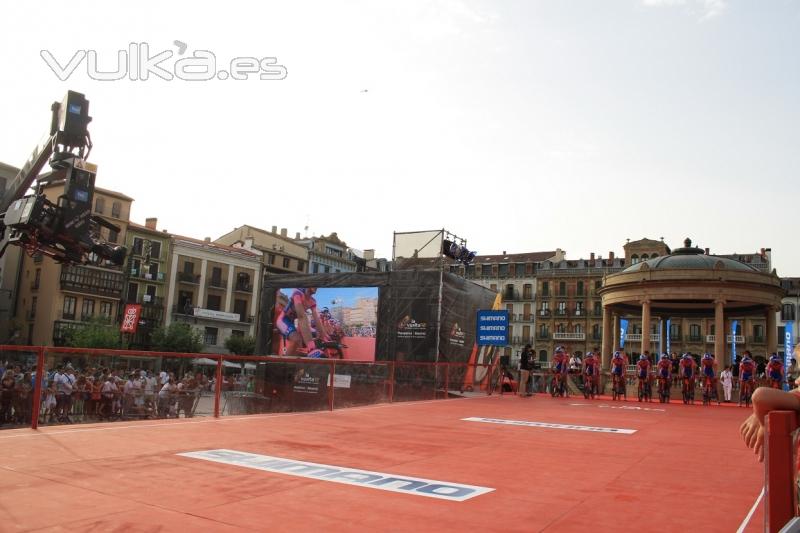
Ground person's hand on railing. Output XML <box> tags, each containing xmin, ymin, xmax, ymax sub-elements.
<box><xmin>740</xmin><ymin>413</ymin><xmax>765</xmax><ymax>462</ymax></box>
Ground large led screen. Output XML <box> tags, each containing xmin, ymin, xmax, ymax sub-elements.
<box><xmin>271</xmin><ymin>286</ymin><xmax>379</xmax><ymax>361</ymax></box>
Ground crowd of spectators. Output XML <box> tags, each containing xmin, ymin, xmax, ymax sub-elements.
<box><xmin>0</xmin><ymin>360</ymin><xmax>258</xmax><ymax>427</ymax></box>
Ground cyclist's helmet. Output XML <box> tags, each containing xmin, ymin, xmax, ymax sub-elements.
<box><xmin>613</xmin><ymin>351</ymin><xmax>622</xmax><ymax>358</ymax></box>
<box><xmin>770</xmin><ymin>354</ymin><xmax>781</xmax><ymax>362</ymax></box>
<box><xmin>742</xmin><ymin>355</ymin><xmax>753</xmax><ymax>363</ymax></box>
<box><xmin>555</xmin><ymin>346</ymin><xmax>566</xmax><ymax>354</ymax></box>
<box><xmin>702</xmin><ymin>353</ymin><xmax>713</xmax><ymax>360</ymax></box>
<box><xmin>639</xmin><ymin>354</ymin><xmax>648</xmax><ymax>361</ymax></box>
<box><xmin>320</xmin><ymin>307</ymin><xmax>331</xmax><ymax>317</ymax></box>
<box><xmin>682</xmin><ymin>353</ymin><xmax>692</xmax><ymax>359</ymax></box>
<box><xmin>660</xmin><ymin>353</ymin><xmax>669</xmax><ymax>360</ymax></box>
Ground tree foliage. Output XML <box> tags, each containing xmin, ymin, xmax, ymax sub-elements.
<box><xmin>224</xmin><ymin>335</ymin><xmax>256</xmax><ymax>355</ymax></box>
<box><xmin>66</xmin><ymin>317</ymin><xmax>122</xmax><ymax>349</ymax></box>
<box><xmin>151</xmin><ymin>322</ymin><xmax>204</xmax><ymax>353</ymax></box>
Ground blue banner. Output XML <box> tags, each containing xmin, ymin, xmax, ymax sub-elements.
<box><xmin>731</xmin><ymin>320</ymin><xmax>738</xmax><ymax>363</ymax></box>
<box><xmin>476</xmin><ymin>310</ymin><xmax>509</xmax><ymax>346</ymax></box>
<box><xmin>619</xmin><ymin>319</ymin><xmax>629</xmax><ymax>349</ymax></box>
<box><xmin>785</xmin><ymin>326</ymin><xmax>794</xmax><ymax>391</ymax></box>
<box><xmin>666</xmin><ymin>319</ymin><xmax>671</xmax><ymax>356</ymax></box>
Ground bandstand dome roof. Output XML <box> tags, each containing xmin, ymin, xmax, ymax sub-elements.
<box><xmin>622</xmin><ymin>238</ymin><xmax>760</xmax><ymax>274</ymax></box>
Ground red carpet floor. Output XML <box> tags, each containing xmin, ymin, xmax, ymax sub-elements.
<box><xmin>0</xmin><ymin>394</ymin><xmax>765</xmax><ymax>532</ymax></box>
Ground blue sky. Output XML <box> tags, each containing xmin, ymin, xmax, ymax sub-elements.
<box><xmin>2</xmin><ymin>1</ymin><xmax>798</xmax><ymax>274</ymax></box>
<box><xmin>279</xmin><ymin>287</ymin><xmax>379</xmax><ymax>309</ymax></box>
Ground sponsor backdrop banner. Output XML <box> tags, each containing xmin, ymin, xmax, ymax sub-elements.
<box><xmin>619</xmin><ymin>319</ymin><xmax>629</xmax><ymax>349</ymax></box>
<box><xmin>258</xmin><ymin>270</ymin><xmax>496</xmax><ymax>364</ymax></box>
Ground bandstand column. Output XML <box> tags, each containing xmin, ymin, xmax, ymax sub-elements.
<box><xmin>767</xmin><ymin>307</ymin><xmax>778</xmax><ymax>355</ymax></box>
<box><xmin>641</xmin><ymin>301</ymin><xmax>651</xmax><ymax>356</ymax></box>
<box><xmin>602</xmin><ymin>306</ymin><xmax>613</xmax><ymax>369</ymax></box>
<box><xmin>714</xmin><ymin>300</ymin><xmax>725</xmax><ymax>366</ymax></box>
<box><xmin>613</xmin><ymin>315</ymin><xmax>620</xmax><ymax>355</ymax></box>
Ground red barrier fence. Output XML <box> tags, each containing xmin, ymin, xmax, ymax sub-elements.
<box><xmin>0</xmin><ymin>345</ymin><xmax>503</xmax><ymax>430</ymax></box>
<box><xmin>765</xmin><ymin>410</ymin><xmax>799</xmax><ymax>532</ymax></box>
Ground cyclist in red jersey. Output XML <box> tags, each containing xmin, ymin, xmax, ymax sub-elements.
<box><xmin>656</xmin><ymin>353</ymin><xmax>672</xmax><ymax>402</ymax></box>
<box><xmin>766</xmin><ymin>354</ymin><xmax>784</xmax><ymax>388</ymax></box>
<box><xmin>679</xmin><ymin>353</ymin><xmax>697</xmax><ymax>403</ymax></box>
<box><xmin>582</xmin><ymin>351</ymin><xmax>599</xmax><ymax>398</ymax></box>
<box><xmin>610</xmin><ymin>350</ymin><xmax>628</xmax><ymax>400</ymax></box>
<box><xmin>551</xmin><ymin>346</ymin><xmax>569</xmax><ymax>397</ymax></box>
<box><xmin>700</xmin><ymin>353</ymin><xmax>718</xmax><ymax>387</ymax></box>
<box><xmin>636</xmin><ymin>354</ymin><xmax>652</xmax><ymax>402</ymax></box>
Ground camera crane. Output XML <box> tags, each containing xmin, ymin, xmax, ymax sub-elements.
<box><xmin>0</xmin><ymin>91</ymin><xmax>126</xmax><ymax>266</ymax></box>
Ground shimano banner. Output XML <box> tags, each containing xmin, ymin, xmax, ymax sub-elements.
<box><xmin>619</xmin><ymin>319</ymin><xmax>629</xmax><ymax>349</ymax></box>
<box><xmin>785</xmin><ymin>326</ymin><xmax>794</xmax><ymax>391</ymax></box>
<box><xmin>666</xmin><ymin>319</ymin><xmax>671</xmax><ymax>356</ymax></box>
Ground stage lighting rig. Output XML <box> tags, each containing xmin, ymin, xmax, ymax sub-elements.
<box><xmin>0</xmin><ymin>91</ymin><xmax>126</xmax><ymax>266</ymax></box>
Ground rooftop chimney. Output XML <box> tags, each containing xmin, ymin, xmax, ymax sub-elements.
<box><xmin>364</xmin><ymin>249</ymin><xmax>375</xmax><ymax>261</ymax></box>
<box><xmin>245</xmin><ymin>237</ymin><xmax>254</xmax><ymax>249</ymax></box>
<box><xmin>145</xmin><ymin>217</ymin><xmax>157</xmax><ymax>230</ymax></box>
<box><xmin>295</xmin><ymin>232</ymin><xmax>300</xmax><ymax>239</ymax></box>
<box><xmin>760</xmin><ymin>248</ymin><xmax>766</xmax><ymax>256</ymax></box>
<box><xmin>705</xmin><ymin>248</ymin><xmax>710</xmax><ymax>255</ymax></box>
<box><xmin>280</xmin><ymin>228</ymin><xmax>287</xmax><ymax>237</ymax></box>
<box><xmin>590</xmin><ymin>252</ymin><xmax>595</xmax><ymax>261</ymax></box>
<box><xmin>204</xmin><ymin>237</ymin><xmax>211</xmax><ymax>243</ymax></box>
<box><xmin>271</xmin><ymin>226</ymin><xmax>277</xmax><ymax>234</ymax></box>
<box><xmin>502</xmin><ymin>251</ymin><xmax>506</xmax><ymax>255</ymax></box>
<box><xmin>609</xmin><ymin>251</ymin><xmax>614</xmax><ymax>262</ymax></box>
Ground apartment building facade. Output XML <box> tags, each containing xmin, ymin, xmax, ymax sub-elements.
<box><xmin>165</xmin><ymin>236</ymin><xmax>261</xmax><ymax>354</ymax></box>
<box><xmin>452</xmin><ymin>249</ymin><xmax>566</xmax><ymax>361</ymax></box>
<box><xmin>119</xmin><ymin>218</ymin><xmax>171</xmax><ymax>349</ymax></box>
<box><xmin>214</xmin><ymin>225</ymin><xmax>308</xmax><ymax>275</ymax></box>
<box><xmin>295</xmin><ymin>233</ymin><xmax>357</xmax><ymax>273</ymax></box>
<box><xmin>0</xmin><ymin>162</ymin><xmax>21</xmax><ymax>343</ymax></box>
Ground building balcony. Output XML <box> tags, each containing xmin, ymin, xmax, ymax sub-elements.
<box><xmin>511</xmin><ymin>336</ymin><xmax>534</xmax><ymax>345</ymax></box>
<box><xmin>129</xmin><ymin>269</ymin><xmax>165</xmax><ymax>283</ymax></box>
<box><xmin>624</xmin><ymin>334</ymin><xmax>661</xmax><ymax>342</ymax></box>
<box><xmin>208</xmin><ymin>278</ymin><xmax>227</xmax><ymax>290</ymax></box>
<box><xmin>235</xmin><ymin>283</ymin><xmax>253</xmax><ymax>293</ymax></box>
<box><xmin>60</xmin><ymin>265</ymin><xmax>124</xmax><ymax>299</ymax></box>
<box><xmin>572</xmin><ymin>309</ymin><xmax>587</xmax><ymax>317</ymax></box>
<box><xmin>138</xmin><ymin>295</ymin><xmax>164</xmax><ymax>307</ymax></box>
<box><xmin>536</xmin><ymin>332</ymin><xmax>550</xmax><ymax>340</ymax></box>
<box><xmin>553</xmin><ymin>332</ymin><xmax>586</xmax><ymax>341</ymax></box>
<box><xmin>688</xmin><ymin>335</ymin><xmax>703</xmax><ymax>342</ymax></box>
<box><xmin>511</xmin><ymin>314</ymin><xmax>534</xmax><ymax>322</ymax></box>
<box><xmin>178</xmin><ymin>272</ymin><xmax>201</xmax><ymax>284</ymax></box>
<box><xmin>52</xmin><ymin>320</ymin><xmax>87</xmax><ymax>346</ymax></box>
<box><xmin>30</xmin><ymin>281</ymin><xmax>39</xmax><ymax>290</ymax></box>
<box><xmin>554</xmin><ymin>309</ymin><xmax>568</xmax><ymax>317</ymax></box>
<box><xmin>751</xmin><ymin>336</ymin><xmax>765</xmax><ymax>344</ymax></box>
<box><xmin>26</xmin><ymin>310</ymin><xmax>36</xmax><ymax>320</ymax></box>
<box><xmin>706</xmin><ymin>335</ymin><xmax>745</xmax><ymax>344</ymax></box>
<box><xmin>538</xmin><ymin>310</ymin><xmax>552</xmax><ymax>317</ymax></box>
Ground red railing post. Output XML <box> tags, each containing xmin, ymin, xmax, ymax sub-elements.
<box><xmin>213</xmin><ymin>358</ymin><xmax>223</xmax><ymax>418</ymax></box>
<box><xmin>765</xmin><ymin>410</ymin><xmax>799</xmax><ymax>532</ymax></box>
<box><xmin>389</xmin><ymin>362</ymin><xmax>395</xmax><ymax>403</ymax></box>
<box><xmin>30</xmin><ymin>347</ymin><xmax>45</xmax><ymax>429</ymax></box>
<box><xmin>327</xmin><ymin>361</ymin><xmax>335</xmax><ymax>411</ymax></box>
<box><xmin>444</xmin><ymin>364</ymin><xmax>450</xmax><ymax>399</ymax></box>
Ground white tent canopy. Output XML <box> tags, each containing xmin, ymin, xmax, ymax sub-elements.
<box><xmin>192</xmin><ymin>358</ymin><xmax>242</xmax><ymax>369</ymax></box>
